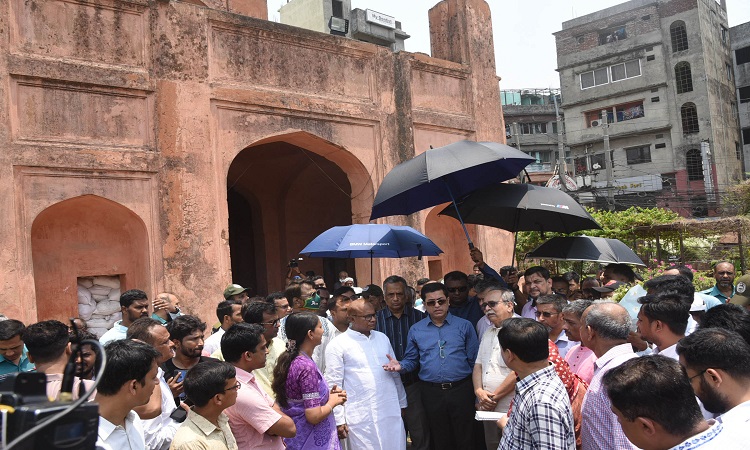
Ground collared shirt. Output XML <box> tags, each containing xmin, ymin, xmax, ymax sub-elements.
<box><xmin>701</xmin><ymin>285</ymin><xmax>735</xmax><ymax>304</ymax></box>
<box><xmin>522</xmin><ymin>299</ymin><xmax>538</xmax><ymax>319</ymax></box>
<box><xmin>225</xmin><ymin>367</ymin><xmax>284</xmax><ymax>450</ymax></box>
<box><xmin>210</xmin><ymin>338</ymin><xmax>286</xmax><ymax>399</ymax></box>
<box><xmin>0</xmin><ymin>346</ymin><xmax>34</xmax><ymax>375</ymax></box>
<box><xmin>718</xmin><ymin>399</ymin><xmax>750</xmax><ymax>427</ymax></box>
<box><xmin>376</xmin><ymin>306</ymin><xmax>427</xmax><ymax>385</ymax></box>
<box><xmin>553</xmin><ymin>333</ymin><xmax>578</xmax><ymax>360</ymax></box>
<box><xmin>563</xmin><ymin>344</ymin><xmax>596</xmax><ymax>384</ymax></box>
<box><xmin>97</xmin><ymin>410</ymin><xmax>146</xmax><ymax>450</ymax></box>
<box><xmin>151</xmin><ymin>310</ymin><xmax>183</xmax><ymax>325</ymax></box>
<box><xmin>141</xmin><ymin>367</ymin><xmax>180</xmax><ymax>450</ymax></box>
<box><xmin>476</xmin><ymin>326</ymin><xmax>514</xmax><ymax>412</ymax></box>
<box><xmin>476</xmin><ymin>315</ymin><xmax>492</xmax><ymax>338</ymax></box>
<box><xmin>99</xmin><ymin>320</ymin><xmax>128</xmax><ymax>345</ymax></box>
<box><xmin>399</xmin><ymin>313</ymin><xmax>479</xmax><ymax>383</ymax></box>
<box><xmin>581</xmin><ymin>343</ymin><xmax>639</xmax><ymax>450</ymax></box>
<box><xmin>171</xmin><ymin>410</ymin><xmax>238</xmax><ymax>450</ymax></box>
<box><xmin>44</xmin><ymin>373</ymin><xmax>96</xmax><ymax>402</ymax></box>
<box><xmin>668</xmin><ymin>419</ymin><xmax>744</xmax><ymax>450</ymax></box>
<box><xmin>203</xmin><ymin>328</ymin><xmax>226</xmax><ymax>357</ymax></box>
<box><xmin>449</xmin><ymin>297</ymin><xmax>485</xmax><ymax>331</ymax></box>
<box><xmin>498</xmin><ymin>365</ymin><xmax>575</xmax><ymax>450</ymax></box>
<box><xmin>654</xmin><ymin>342</ymin><xmax>679</xmax><ymax>361</ymax></box>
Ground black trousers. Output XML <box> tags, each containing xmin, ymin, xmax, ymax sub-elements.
<box><xmin>421</xmin><ymin>378</ymin><xmax>477</xmax><ymax>450</ymax></box>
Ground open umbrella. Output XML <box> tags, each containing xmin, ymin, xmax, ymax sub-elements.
<box><xmin>438</xmin><ymin>183</ymin><xmax>600</xmax><ymax>264</ymax></box>
<box><xmin>525</xmin><ymin>236</ymin><xmax>645</xmax><ymax>266</ymax></box>
<box><xmin>299</xmin><ymin>224</ymin><xmax>443</xmax><ymax>282</ymax></box>
<box><xmin>370</xmin><ymin>140</ymin><xmax>535</xmax><ymax>247</ymax></box>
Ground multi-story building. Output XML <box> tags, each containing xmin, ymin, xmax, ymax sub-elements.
<box><xmin>732</xmin><ymin>22</ymin><xmax>750</xmax><ymax>172</ymax></box>
<box><xmin>501</xmin><ymin>88</ymin><xmax>564</xmax><ymax>185</ymax></box>
<box><xmin>555</xmin><ymin>0</ymin><xmax>742</xmax><ymax>216</ymax></box>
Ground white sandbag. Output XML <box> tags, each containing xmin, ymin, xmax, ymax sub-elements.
<box><xmin>88</xmin><ymin>285</ymin><xmax>112</xmax><ymax>296</ymax></box>
<box><xmin>78</xmin><ymin>286</ymin><xmax>93</xmax><ymax>306</ymax></box>
<box><xmin>89</xmin><ymin>328</ymin><xmax>108</xmax><ymax>339</ymax></box>
<box><xmin>92</xmin><ymin>294</ymin><xmax>109</xmax><ymax>302</ymax></box>
<box><xmin>78</xmin><ymin>303</ymin><xmax>95</xmax><ymax>321</ymax></box>
<box><xmin>107</xmin><ymin>289</ymin><xmax>121</xmax><ymax>301</ymax></box>
<box><xmin>78</xmin><ymin>278</ymin><xmax>94</xmax><ymax>289</ymax></box>
<box><xmin>85</xmin><ymin>318</ymin><xmax>110</xmax><ymax>328</ymax></box>
<box><xmin>93</xmin><ymin>276</ymin><xmax>120</xmax><ymax>289</ymax></box>
<box><xmin>94</xmin><ymin>300</ymin><xmax>121</xmax><ymax>315</ymax></box>
<box><xmin>110</xmin><ymin>312</ymin><xmax>122</xmax><ymax>322</ymax></box>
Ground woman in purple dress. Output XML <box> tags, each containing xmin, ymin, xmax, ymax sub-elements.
<box><xmin>272</xmin><ymin>312</ymin><xmax>347</xmax><ymax>450</ymax></box>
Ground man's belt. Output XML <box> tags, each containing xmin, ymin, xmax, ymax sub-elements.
<box><xmin>422</xmin><ymin>376</ymin><xmax>471</xmax><ymax>390</ymax></box>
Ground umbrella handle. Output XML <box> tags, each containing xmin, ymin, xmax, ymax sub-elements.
<box><xmin>444</xmin><ymin>183</ymin><xmax>475</xmax><ymax>249</ymax></box>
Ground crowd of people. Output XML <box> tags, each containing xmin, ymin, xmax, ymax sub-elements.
<box><xmin>1</xmin><ymin>248</ymin><xmax>749</xmax><ymax>450</ymax></box>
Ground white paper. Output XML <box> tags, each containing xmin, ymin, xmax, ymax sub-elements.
<box><xmin>475</xmin><ymin>411</ymin><xmax>507</xmax><ymax>421</ymax></box>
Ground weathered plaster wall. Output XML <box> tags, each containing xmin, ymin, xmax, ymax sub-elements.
<box><xmin>0</xmin><ymin>0</ymin><xmax>511</xmax><ymax>325</ymax></box>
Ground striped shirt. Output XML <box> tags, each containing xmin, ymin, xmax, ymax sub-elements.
<box><xmin>376</xmin><ymin>306</ymin><xmax>427</xmax><ymax>385</ymax></box>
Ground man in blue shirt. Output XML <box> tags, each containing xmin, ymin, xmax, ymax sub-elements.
<box><xmin>384</xmin><ymin>282</ymin><xmax>479</xmax><ymax>450</ymax></box>
<box><xmin>444</xmin><ymin>271</ymin><xmax>485</xmax><ymax>331</ymax></box>
<box><xmin>0</xmin><ymin>319</ymin><xmax>35</xmax><ymax>375</ymax></box>
<box><xmin>701</xmin><ymin>261</ymin><xmax>736</xmax><ymax>304</ymax></box>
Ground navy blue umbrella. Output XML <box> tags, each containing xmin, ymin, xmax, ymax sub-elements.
<box><xmin>370</xmin><ymin>140</ymin><xmax>534</xmax><ymax>247</ymax></box>
<box><xmin>525</xmin><ymin>236</ymin><xmax>645</xmax><ymax>266</ymax></box>
<box><xmin>300</xmin><ymin>224</ymin><xmax>443</xmax><ymax>281</ymax></box>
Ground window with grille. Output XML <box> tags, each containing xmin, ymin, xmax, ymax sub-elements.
<box><xmin>626</xmin><ymin>145</ymin><xmax>652</xmax><ymax>164</ymax></box>
<box><xmin>675</xmin><ymin>62</ymin><xmax>693</xmax><ymax>94</ymax></box>
<box><xmin>686</xmin><ymin>149</ymin><xmax>703</xmax><ymax>181</ymax></box>
<box><xmin>681</xmin><ymin>103</ymin><xmax>699</xmax><ymax>134</ymax></box>
<box><xmin>670</xmin><ymin>21</ymin><xmax>688</xmax><ymax>52</ymax></box>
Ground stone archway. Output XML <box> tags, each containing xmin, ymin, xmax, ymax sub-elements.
<box><xmin>30</xmin><ymin>195</ymin><xmax>150</xmax><ymax>322</ymax></box>
<box><xmin>227</xmin><ymin>131</ymin><xmax>375</xmax><ymax>293</ymax></box>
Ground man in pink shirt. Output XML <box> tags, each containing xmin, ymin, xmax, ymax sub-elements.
<box><xmin>222</xmin><ymin>323</ymin><xmax>296</xmax><ymax>449</ymax></box>
<box><xmin>562</xmin><ymin>299</ymin><xmax>597</xmax><ymax>384</ymax></box>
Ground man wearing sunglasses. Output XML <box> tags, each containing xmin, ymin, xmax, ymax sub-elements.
<box><xmin>536</xmin><ymin>294</ymin><xmax>577</xmax><ymax>359</ymax></box>
<box><xmin>445</xmin><ymin>271</ymin><xmax>485</xmax><ymax>331</ymax></box>
<box><xmin>384</xmin><ymin>282</ymin><xmax>479</xmax><ymax>450</ymax></box>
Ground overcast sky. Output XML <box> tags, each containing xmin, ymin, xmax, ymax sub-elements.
<box><xmin>267</xmin><ymin>0</ymin><xmax>750</xmax><ymax>88</ymax></box>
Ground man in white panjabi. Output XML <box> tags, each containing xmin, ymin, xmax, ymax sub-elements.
<box><xmin>325</xmin><ymin>299</ymin><xmax>407</xmax><ymax>450</ymax></box>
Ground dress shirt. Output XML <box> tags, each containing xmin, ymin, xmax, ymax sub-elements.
<box><xmin>476</xmin><ymin>326</ymin><xmax>514</xmax><ymax>412</ymax></box>
<box><xmin>667</xmin><ymin>419</ymin><xmax>744</xmax><ymax>449</ymax></box>
<box><xmin>498</xmin><ymin>364</ymin><xmax>575</xmax><ymax>450</ymax></box>
<box><xmin>701</xmin><ymin>285</ymin><xmax>735</xmax><ymax>304</ymax></box>
<box><xmin>0</xmin><ymin>347</ymin><xmax>34</xmax><ymax>375</ymax></box>
<box><xmin>476</xmin><ymin>315</ymin><xmax>492</xmax><ymax>338</ymax></box>
<box><xmin>99</xmin><ymin>320</ymin><xmax>128</xmax><ymax>345</ymax></box>
<box><xmin>581</xmin><ymin>343</ymin><xmax>639</xmax><ymax>450</ymax></box>
<box><xmin>718</xmin><ymin>399</ymin><xmax>750</xmax><ymax>427</ymax></box>
<box><xmin>97</xmin><ymin>410</ymin><xmax>146</xmax><ymax>450</ymax></box>
<box><xmin>141</xmin><ymin>367</ymin><xmax>180</xmax><ymax>450</ymax></box>
<box><xmin>376</xmin><ymin>306</ymin><xmax>427</xmax><ymax>385</ymax></box>
<box><xmin>254</xmin><ymin>337</ymin><xmax>286</xmax><ymax>398</ymax></box>
<box><xmin>225</xmin><ymin>367</ymin><xmax>284</xmax><ymax>450</ymax></box>
<box><xmin>654</xmin><ymin>342</ymin><xmax>679</xmax><ymax>360</ymax></box>
<box><xmin>170</xmin><ymin>410</ymin><xmax>238</xmax><ymax>450</ymax></box>
<box><xmin>449</xmin><ymin>297</ymin><xmax>485</xmax><ymax>330</ymax></box>
<box><xmin>44</xmin><ymin>373</ymin><xmax>96</xmax><ymax>401</ymax></box>
<box><xmin>202</xmin><ymin>328</ymin><xmax>226</xmax><ymax>357</ymax></box>
<box><xmin>399</xmin><ymin>313</ymin><xmax>479</xmax><ymax>383</ymax></box>
<box><xmin>553</xmin><ymin>333</ymin><xmax>578</xmax><ymax>360</ymax></box>
<box><xmin>150</xmin><ymin>311</ymin><xmax>183</xmax><ymax>325</ymax></box>
<box><xmin>522</xmin><ymin>299</ymin><xmax>538</xmax><ymax>319</ymax></box>
<box><xmin>563</xmin><ymin>345</ymin><xmax>596</xmax><ymax>384</ymax></box>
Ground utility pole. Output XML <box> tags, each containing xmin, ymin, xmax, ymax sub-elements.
<box><xmin>553</xmin><ymin>93</ymin><xmax>567</xmax><ymax>191</ymax></box>
<box><xmin>602</xmin><ymin>109</ymin><xmax>614</xmax><ymax>211</ymax></box>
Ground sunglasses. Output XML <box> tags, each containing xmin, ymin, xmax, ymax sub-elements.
<box><xmin>424</xmin><ymin>299</ymin><xmax>448</xmax><ymax>307</ymax></box>
<box><xmin>447</xmin><ymin>286</ymin><xmax>468</xmax><ymax>293</ymax></box>
<box><xmin>480</xmin><ymin>300</ymin><xmax>502</xmax><ymax>309</ymax></box>
<box><xmin>534</xmin><ymin>311</ymin><xmax>559</xmax><ymax>318</ymax></box>
<box><xmin>351</xmin><ymin>314</ymin><xmax>377</xmax><ymax>321</ymax></box>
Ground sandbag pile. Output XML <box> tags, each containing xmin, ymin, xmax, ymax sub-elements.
<box><xmin>77</xmin><ymin>276</ymin><xmax>122</xmax><ymax>338</ymax></box>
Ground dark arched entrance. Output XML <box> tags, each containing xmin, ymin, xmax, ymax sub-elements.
<box><xmin>227</xmin><ymin>133</ymin><xmax>368</xmax><ymax>294</ymax></box>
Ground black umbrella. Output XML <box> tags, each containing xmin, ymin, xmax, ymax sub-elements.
<box><xmin>439</xmin><ymin>183</ymin><xmax>600</xmax><ymax>264</ymax></box>
<box><xmin>525</xmin><ymin>236</ymin><xmax>645</xmax><ymax>266</ymax></box>
<box><xmin>370</xmin><ymin>140</ymin><xmax>534</xmax><ymax>247</ymax></box>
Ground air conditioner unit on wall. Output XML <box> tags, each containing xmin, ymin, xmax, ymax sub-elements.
<box><xmin>590</xmin><ymin>120</ymin><xmax>600</xmax><ymax>127</ymax></box>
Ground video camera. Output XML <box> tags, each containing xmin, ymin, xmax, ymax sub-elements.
<box><xmin>0</xmin><ymin>372</ymin><xmax>99</xmax><ymax>449</ymax></box>
<box><xmin>288</xmin><ymin>257</ymin><xmax>303</xmax><ymax>268</ymax></box>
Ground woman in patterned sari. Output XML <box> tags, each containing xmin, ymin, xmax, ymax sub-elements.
<box><xmin>272</xmin><ymin>312</ymin><xmax>347</xmax><ymax>449</ymax></box>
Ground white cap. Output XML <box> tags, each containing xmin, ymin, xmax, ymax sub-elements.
<box><xmin>353</xmin><ymin>287</ymin><xmax>363</xmax><ymax>295</ymax></box>
<box><xmin>690</xmin><ymin>293</ymin><xmax>706</xmax><ymax>312</ymax></box>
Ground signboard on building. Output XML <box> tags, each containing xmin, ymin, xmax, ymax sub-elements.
<box><xmin>366</xmin><ymin>10</ymin><xmax>396</xmax><ymax>29</ymax></box>
<box><xmin>591</xmin><ymin>174</ymin><xmax>663</xmax><ymax>193</ymax></box>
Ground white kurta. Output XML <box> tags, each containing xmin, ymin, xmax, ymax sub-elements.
<box><xmin>324</xmin><ymin>329</ymin><xmax>407</xmax><ymax>450</ymax></box>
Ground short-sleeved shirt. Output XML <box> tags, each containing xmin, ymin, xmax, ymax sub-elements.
<box><xmin>0</xmin><ymin>347</ymin><xmax>34</xmax><ymax>375</ymax></box>
<box><xmin>225</xmin><ymin>367</ymin><xmax>284</xmax><ymax>450</ymax></box>
<box><xmin>171</xmin><ymin>410</ymin><xmax>238</xmax><ymax>450</ymax></box>
<box><xmin>563</xmin><ymin>345</ymin><xmax>596</xmax><ymax>385</ymax></box>
<box><xmin>476</xmin><ymin>326</ymin><xmax>513</xmax><ymax>412</ymax></box>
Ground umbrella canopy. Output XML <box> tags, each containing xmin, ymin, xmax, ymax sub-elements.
<box><xmin>300</xmin><ymin>224</ymin><xmax>443</xmax><ymax>259</ymax></box>
<box><xmin>438</xmin><ymin>183</ymin><xmax>600</xmax><ymax>234</ymax></box>
<box><xmin>525</xmin><ymin>236</ymin><xmax>645</xmax><ymax>266</ymax></box>
<box><xmin>370</xmin><ymin>141</ymin><xmax>535</xmax><ymax>220</ymax></box>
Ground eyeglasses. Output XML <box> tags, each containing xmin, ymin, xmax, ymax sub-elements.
<box><xmin>438</xmin><ymin>340</ymin><xmax>446</xmax><ymax>359</ymax></box>
<box><xmin>447</xmin><ymin>286</ymin><xmax>468</xmax><ymax>293</ymax></box>
<box><xmin>261</xmin><ymin>319</ymin><xmax>280</xmax><ymax>327</ymax></box>
<box><xmin>480</xmin><ymin>301</ymin><xmax>501</xmax><ymax>309</ymax></box>
<box><xmin>351</xmin><ymin>314</ymin><xmax>376</xmax><ymax>321</ymax></box>
<box><xmin>223</xmin><ymin>381</ymin><xmax>241</xmax><ymax>392</ymax></box>
<box><xmin>688</xmin><ymin>369</ymin><xmax>707</xmax><ymax>382</ymax></box>
<box><xmin>534</xmin><ymin>311</ymin><xmax>560</xmax><ymax>318</ymax></box>
<box><xmin>424</xmin><ymin>299</ymin><xmax>448</xmax><ymax>307</ymax></box>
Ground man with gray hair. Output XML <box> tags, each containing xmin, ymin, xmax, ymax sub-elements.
<box><xmin>579</xmin><ymin>302</ymin><xmax>638</xmax><ymax>450</ymax></box>
<box><xmin>475</xmin><ymin>279</ymin><xmax>510</xmax><ymax>337</ymax></box>
<box><xmin>562</xmin><ymin>300</ymin><xmax>596</xmax><ymax>383</ymax></box>
<box><xmin>535</xmin><ymin>294</ymin><xmax>576</xmax><ymax>358</ymax></box>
